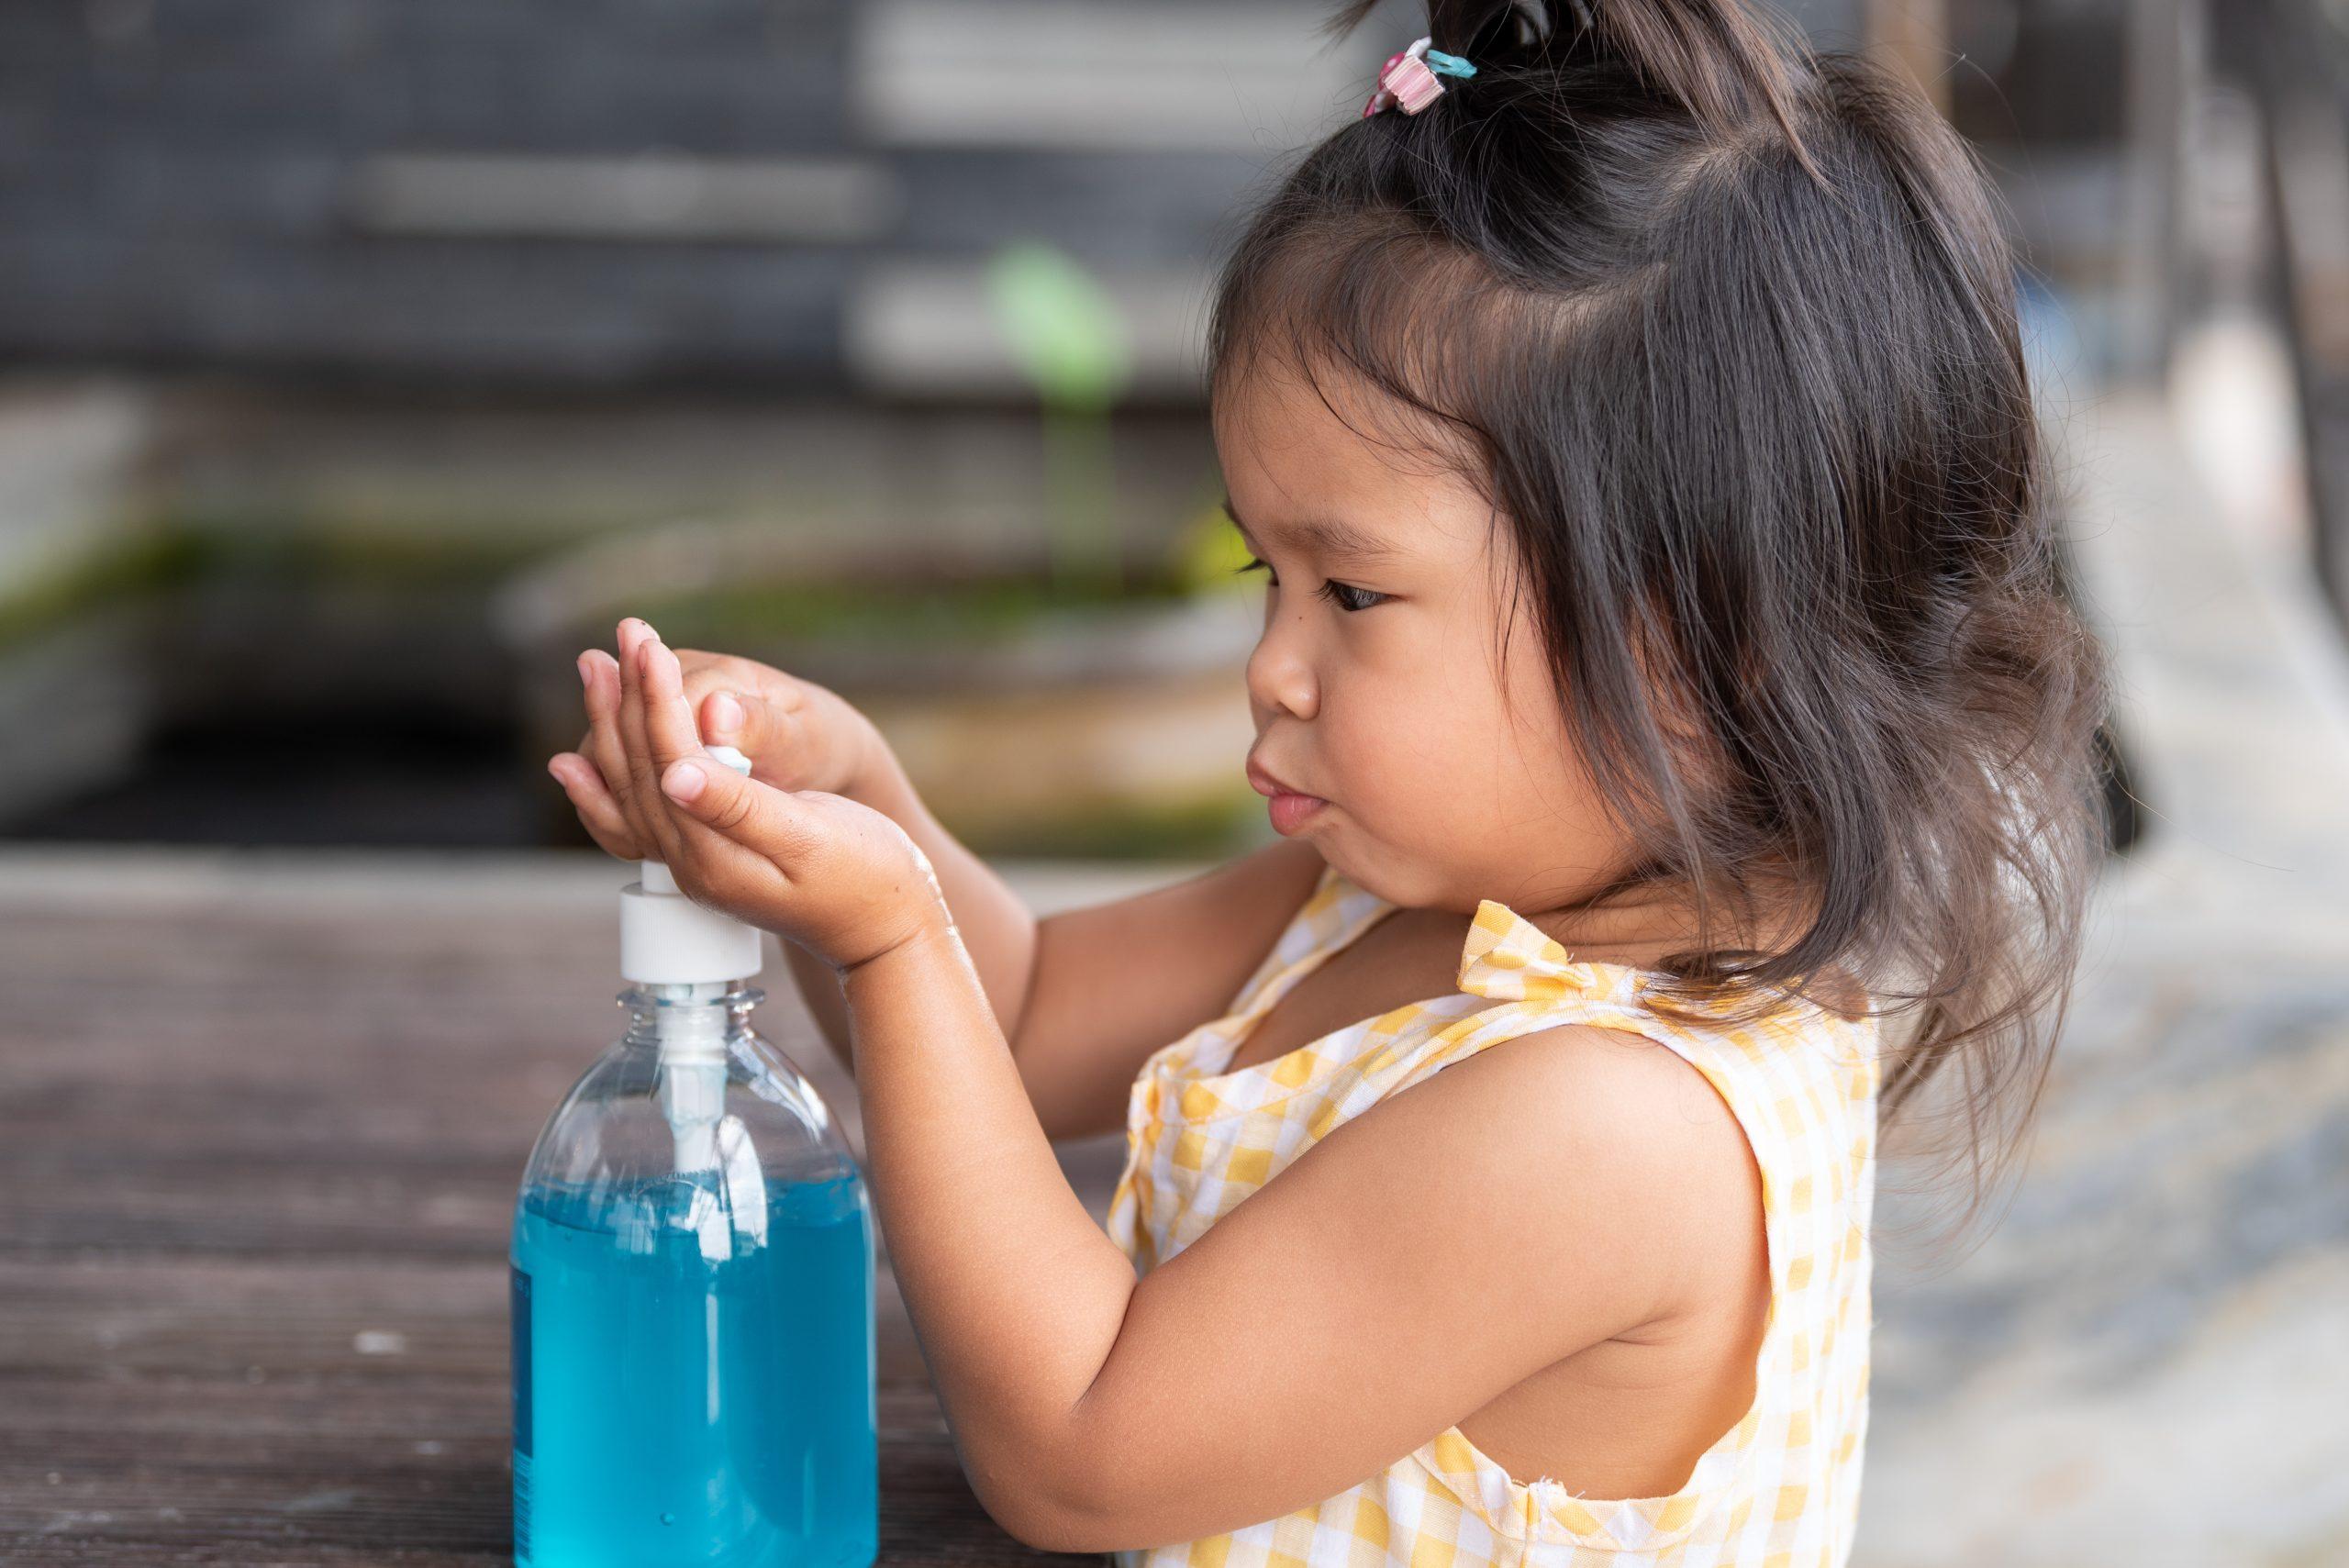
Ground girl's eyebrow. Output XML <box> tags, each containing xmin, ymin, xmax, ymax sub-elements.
<box><xmin>1220</xmin><ymin>498</ymin><xmax>1400</xmax><ymax>563</ymax></box>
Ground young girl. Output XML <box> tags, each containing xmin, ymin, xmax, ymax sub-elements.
<box><xmin>544</xmin><ymin>0</ymin><xmax>2110</xmax><ymax>1562</ymax></box>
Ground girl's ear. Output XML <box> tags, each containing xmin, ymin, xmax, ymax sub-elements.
<box><xmin>1626</xmin><ymin>584</ymin><xmax>1733</xmax><ymax>803</ymax></box>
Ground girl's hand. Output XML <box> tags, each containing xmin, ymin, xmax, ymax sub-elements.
<box><xmin>662</xmin><ymin>648</ymin><xmax>882</xmax><ymax>795</ymax></box>
<box><xmin>551</xmin><ymin>617</ymin><xmax>950</xmax><ymax>974</ymax></box>
<box><xmin>548</xmin><ymin>641</ymin><xmax>885</xmax><ymax>863</ymax></box>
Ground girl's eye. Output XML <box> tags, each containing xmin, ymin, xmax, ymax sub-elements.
<box><xmin>1317</xmin><ymin>580</ymin><xmax>1386</xmax><ymax>613</ymax></box>
<box><xmin>1231</xmin><ymin>556</ymin><xmax>1386</xmax><ymax>613</ymax></box>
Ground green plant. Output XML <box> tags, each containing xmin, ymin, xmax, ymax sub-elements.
<box><xmin>985</xmin><ymin>241</ymin><xmax>1133</xmax><ymax>595</ymax></box>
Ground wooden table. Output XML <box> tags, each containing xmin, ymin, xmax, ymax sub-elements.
<box><xmin>0</xmin><ymin>848</ymin><xmax>1143</xmax><ymax>1566</ymax></box>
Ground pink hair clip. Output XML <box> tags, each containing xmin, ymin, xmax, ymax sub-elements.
<box><xmin>1362</xmin><ymin>36</ymin><xmax>1478</xmax><ymax>117</ymax></box>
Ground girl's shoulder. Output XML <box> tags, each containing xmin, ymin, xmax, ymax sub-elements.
<box><xmin>1410</xmin><ymin>1012</ymin><xmax>1776</xmax><ymax>1329</ymax></box>
<box><xmin>1213</xmin><ymin>853</ymin><xmax>1881</xmax><ymax>1166</ymax></box>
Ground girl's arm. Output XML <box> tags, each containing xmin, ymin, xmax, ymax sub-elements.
<box><xmin>771</xmin><ymin>740</ymin><xmax>1034</xmax><ymax>1073</ymax></box>
<box><xmin>798</xmin><ymin>764</ymin><xmax>1327</xmax><ymax>1140</ymax></box>
<box><xmin>607</xmin><ymin>625</ymin><xmax>1763</xmax><ymax>1552</ymax></box>
<box><xmin>992</xmin><ymin>835</ymin><xmax>1328</xmax><ymax>1140</ymax></box>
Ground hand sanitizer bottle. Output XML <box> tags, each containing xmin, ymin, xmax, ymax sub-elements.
<box><xmin>511</xmin><ymin>745</ymin><xmax>878</xmax><ymax>1568</ymax></box>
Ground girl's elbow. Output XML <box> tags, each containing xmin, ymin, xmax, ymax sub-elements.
<box><xmin>992</xmin><ymin>1498</ymin><xmax>1115</xmax><ymax>1556</ymax></box>
<box><xmin>974</xmin><ymin>1423</ymin><xmax>1149</xmax><ymax>1554</ymax></box>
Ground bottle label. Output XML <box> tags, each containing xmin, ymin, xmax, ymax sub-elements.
<box><xmin>510</xmin><ymin>1262</ymin><xmax>533</xmax><ymax>1562</ymax></box>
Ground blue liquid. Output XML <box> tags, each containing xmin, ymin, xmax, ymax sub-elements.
<box><xmin>510</xmin><ymin>1172</ymin><xmax>877</xmax><ymax>1568</ymax></box>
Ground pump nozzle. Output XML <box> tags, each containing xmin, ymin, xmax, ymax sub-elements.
<box><xmin>618</xmin><ymin>744</ymin><xmax>763</xmax><ymax>1186</ymax></box>
<box><xmin>619</xmin><ymin>744</ymin><xmax>765</xmax><ymax>986</ymax></box>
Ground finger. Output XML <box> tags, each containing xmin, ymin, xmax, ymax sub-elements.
<box><xmin>548</xmin><ymin>752</ymin><xmax>646</xmax><ymax>860</ymax></box>
<box><xmin>644</xmin><ymin>640</ymin><xmax>805</xmax><ymax>899</ymax></box>
<box><xmin>699</xmin><ymin>688</ymin><xmax>751</xmax><ymax>749</ymax></box>
<box><xmin>640</xmin><ymin>637</ymin><xmax>711</xmax><ymax>773</ymax></box>
<box><xmin>699</xmin><ymin>687</ymin><xmax>793</xmax><ymax>787</ymax></box>
<box><xmin>657</xmin><ymin>751</ymin><xmax>815</xmax><ymax>868</ymax></box>
<box><xmin>616</xmin><ymin>621</ymin><xmax>685</xmax><ymax>864</ymax></box>
<box><xmin>579</xmin><ymin>650</ymin><xmax>647</xmax><ymax>844</ymax></box>
<box><xmin>610</xmin><ymin>615</ymin><xmax>657</xmax><ymax>690</ymax></box>
<box><xmin>697</xmin><ymin>683</ymin><xmax>815</xmax><ymax>773</ymax></box>
<box><xmin>666</xmin><ymin>656</ymin><xmax>750</xmax><ymax>754</ymax></box>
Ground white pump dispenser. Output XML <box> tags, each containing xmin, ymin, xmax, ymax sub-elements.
<box><xmin>618</xmin><ymin>744</ymin><xmax>765</xmax><ymax>988</ymax></box>
<box><xmin>611</xmin><ymin>742</ymin><xmax>765</xmax><ymax>1184</ymax></box>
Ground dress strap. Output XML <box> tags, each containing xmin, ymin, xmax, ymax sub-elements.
<box><xmin>1220</xmin><ymin>861</ymin><xmax>1392</xmax><ymax>1025</ymax></box>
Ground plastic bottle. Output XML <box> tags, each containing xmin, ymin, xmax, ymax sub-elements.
<box><xmin>510</xmin><ymin>745</ymin><xmax>879</xmax><ymax>1568</ymax></box>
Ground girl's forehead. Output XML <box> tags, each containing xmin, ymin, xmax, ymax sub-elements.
<box><xmin>1217</xmin><ymin>364</ymin><xmax>1462</xmax><ymax>489</ymax></box>
<box><xmin>1214</xmin><ymin>365</ymin><xmax>1495</xmax><ymax>548</ymax></box>
<box><xmin>1213</xmin><ymin>355</ymin><xmax>1386</xmax><ymax>445</ymax></box>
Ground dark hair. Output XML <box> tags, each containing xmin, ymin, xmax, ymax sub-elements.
<box><xmin>1208</xmin><ymin>0</ymin><xmax>2112</xmax><ymax>1256</ymax></box>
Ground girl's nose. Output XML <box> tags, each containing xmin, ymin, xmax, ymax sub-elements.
<box><xmin>1245</xmin><ymin>623</ymin><xmax>1319</xmax><ymax>722</ymax></box>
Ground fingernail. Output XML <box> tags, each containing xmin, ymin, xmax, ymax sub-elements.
<box><xmin>708</xmin><ymin>692</ymin><xmax>745</xmax><ymax>735</ymax></box>
<box><xmin>662</xmin><ymin>761</ymin><xmax>707</xmax><ymax>803</ymax></box>
<box><xmin>547</xmin><ymin>756</ymin><xmax>568</xmax><ymax>783</ymax></box>
<box><xmin>576</xmin><ymin>653</ymin><xmax>594</xmax><ymax>689</ymax></box>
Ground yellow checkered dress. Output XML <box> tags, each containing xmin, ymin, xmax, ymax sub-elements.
<box><xmin>1104</xmin><ymin>861</ymin><xmax>1880</xmax><ymax>1567</ymax></box>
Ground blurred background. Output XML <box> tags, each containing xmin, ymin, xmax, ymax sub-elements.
<box><xmin>1</xmin><ymin>1</ymin><xmax>2345</xmax><ymax>1564</ymax></box>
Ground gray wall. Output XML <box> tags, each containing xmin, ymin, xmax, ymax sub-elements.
<box><xmin>0</xmin><ymin>0</ymin><xmax>1866</xmax><ymax>391</ymax></box>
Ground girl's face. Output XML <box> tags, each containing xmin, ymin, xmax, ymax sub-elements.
<box><xmin>1212</xmin><ymin>357</ymin><xmax>1642</xmax><ymax>917</ymax></box>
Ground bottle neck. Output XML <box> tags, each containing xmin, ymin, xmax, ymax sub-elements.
<box><xmin>618</xmin><ymin>981</ymin><xmax>764</xmax><ymax>1058</ymax></box>
<box><xmin>619</xmin><ymin>981</ymin><xmax>764</xmax><ymax>1180</ymax></box>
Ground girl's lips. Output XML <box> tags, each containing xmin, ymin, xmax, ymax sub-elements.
<box><xmin>1246</xmin><ymin>758</ymin><xmax>1327</xmax><ymax>833</ymax></box>
<box><xmin>1266</xmin><ymin>791</ymin><xmax>1328</xmax><ymax>835</ymax></box>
